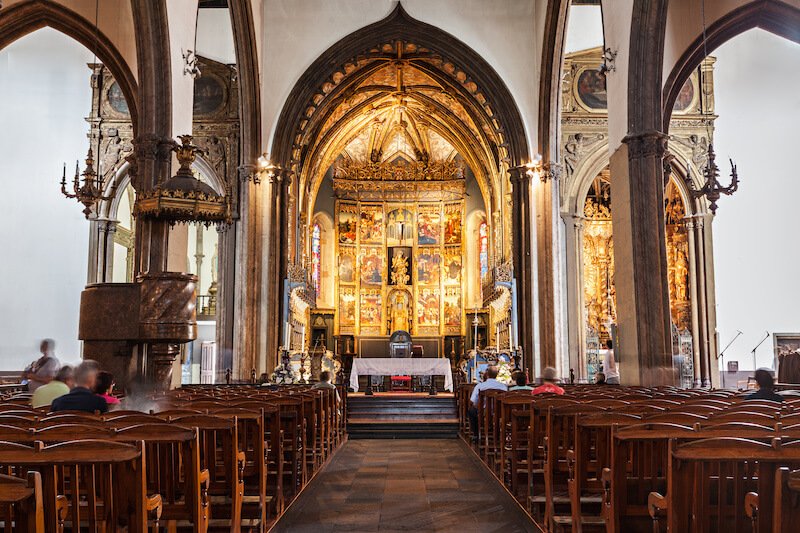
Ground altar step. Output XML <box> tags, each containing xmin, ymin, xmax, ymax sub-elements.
<box><xmin>346</xmin><ymin>395</ymin><xmax>458</xmax><ymax>439</ymax></box>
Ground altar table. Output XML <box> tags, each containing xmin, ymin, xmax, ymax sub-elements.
<box><xmin>349</xmin><ymin>358</ymin><xmax>454</xmax><ymax>392</ymax></box>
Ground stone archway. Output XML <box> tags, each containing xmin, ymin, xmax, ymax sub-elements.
<box><xmin>0</xmin><ymin>0</ymin><xmax>139</xmax><ymax>132</ymax></box>
<box><xmin>266</xmin><ymin>5</ymin><xmax>532</xmax><ymax>369</ymax></box>
<box><xmin>663</xmin><ymin>1</ymin><xmax>800</xmax><ymax>128</ymax></box>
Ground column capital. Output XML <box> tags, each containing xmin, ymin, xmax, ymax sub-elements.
<box><xmin>542</xmin><ymin>162</ymin><xmax>563</xmax><ymax>183</ymax></box>
<box><xmin>508</xmin><ymin>165</ymin><xmax>532</xmax><ymax>184</ymax></box>
<box><xmin>133</xmin><ymin>134</ymin><xmax>175</xmax><ymax>162</ymax></box>
<box><xmin>622</xmin><ymin>130</ymin><xmax>669</xmax><ymax>159</ymax></box>
<box><xmin>238</xmin><ymin>163</ymin><xmax>259</xmax><ymax>184</ymax></box>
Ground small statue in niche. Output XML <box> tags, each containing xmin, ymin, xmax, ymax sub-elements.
<box><xmin>206</xmin><ymin>135</ymin><xmax>227</xmax><ymax>177</ymax></box>
<box><xmin>391</xmin><ymin>250</ymin><xmax>410</xmax><ymax>286</ymax></box>
<box><xmin>102</xmin><ymin>136</ymin><xmax>124</xmax><ymax>177</ymax></box>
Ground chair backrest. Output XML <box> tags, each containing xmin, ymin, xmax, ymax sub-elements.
<box><xmin>667</xmin><ymin>437</ymin><xmax>800</xmax><ymax>533</ymax></box>
<box><xmin>0</xmin><ymin>471</ymin><xmax>44</xmax><ymax>533</ymax></box>
<box><xmin>114</xmin><ymin>423</ymin><xmax>207</xmax><ymax>531</ymax></box>
<box><xmin>0</xmin><ymin>439</ymin><xmax>152</xmax><ymax>533</ymax></box>
<box><xmin>773</xmin><ymin>467</ymin><xmax>800</xmax><ymax>532</ymax></box>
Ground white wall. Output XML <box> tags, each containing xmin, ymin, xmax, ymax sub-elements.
<box><xmin>0</xmin><ymin>29</ymin><xmax>95</xmax><ymax>369</ymax></box>
<box><xmin>564</xmin><ymin>5</ymin><xmax>603</xmax><ymax>55</ymax></box>
<box><xmin>260</xmin><ymin>0</ymin><xmax>539</xmax><ymax>153</ymax></box>
<box><xmin>711</xmin><ymin>29</ymin><xmax>800</xmax><ymax>371</ymax></box>
<box><xmin>196</xmin><ymin>8</ymin><xmax>236</xmax><ymax>64</ymax></box>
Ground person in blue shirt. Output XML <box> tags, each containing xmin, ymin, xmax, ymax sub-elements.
<box><xmin>468</xmin><ymin>366</ymin><xmax>508</xmax><ymax>441</ymax></box>
<box><xmin>51</xmin><ymin>360</ymin><xmax>108</xmax><ymax>414</ymax></box>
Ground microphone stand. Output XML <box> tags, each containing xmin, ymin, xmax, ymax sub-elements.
<box><xmin>750</xmin><ymin>331</ymin><xmax>770</xmax><ymax>373</ymax></box>
<box><xmin>718</xmin><ymin>330</ymin><xmax>742</xmax><ymax>388</ymax></box>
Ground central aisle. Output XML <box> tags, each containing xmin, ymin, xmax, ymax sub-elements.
<box><xmin>271</xmin><ymin>439</ymin><xmax>538</xmax><ymax>532</ymax></box>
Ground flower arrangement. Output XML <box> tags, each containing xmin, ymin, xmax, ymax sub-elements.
<box><xmin>270</xmin><ymin>363</ymin><xmax>300</xmax><ymax>384</ymax></box>
<box><xmin>496</xmin><ymin>358</ymin><xmax>514</xmax><ymax>385</ymax></box>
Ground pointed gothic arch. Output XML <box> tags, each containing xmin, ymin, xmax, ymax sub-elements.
<box><xmin>0</xmin><ymin>0</ymin><xmax>139</xmax><ymax>133</ymax></box>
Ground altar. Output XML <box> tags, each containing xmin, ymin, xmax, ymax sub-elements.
<box><xmin>349</xmin><ymin>358</ymin><xmax>454</xmax><ymax>392</ymax></box>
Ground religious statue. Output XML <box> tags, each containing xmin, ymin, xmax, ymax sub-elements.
<box><xmin>389</xmin><ymin>291</ymin><xmax>411</xmax><ymax>333</ymax></box>
<box><xmin>391</xmin><ymin>251</ymin><xmax>410</xmax><ymax>286</ymax></box>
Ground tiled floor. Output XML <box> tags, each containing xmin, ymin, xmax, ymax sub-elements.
<box><xmin>271</xmin><ymin>439</ymin><xmax>539</xmax><ymax>533</ymax></box>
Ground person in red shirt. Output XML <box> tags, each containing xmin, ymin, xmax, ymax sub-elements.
<box><xmin>94</xmin><ymin>371</ymin><xmax>121</xmax><ymax>407</ymax></box>
<box><xmin>531</xmin><ymin>366</ymin><xmax>565</xmax><ymax>395</ymax></box>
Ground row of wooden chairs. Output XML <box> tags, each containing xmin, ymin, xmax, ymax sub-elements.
<box><xmin>0</xmin><ymin>383</ymin><xmax>345</xmax><ymax>532</ymax></box>
<box><xmin>457</xmin><ymin>383</ymin><xmax>800</xmax><ymax>532</ymax></box>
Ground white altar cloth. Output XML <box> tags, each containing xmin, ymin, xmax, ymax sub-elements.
<box><xmin>349</xmin><ymin>358</ymin><xmax>454</xmax><ymax>392</ymax></box>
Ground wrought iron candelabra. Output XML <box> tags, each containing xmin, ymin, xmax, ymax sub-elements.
<box><xmin>686</xmin><ymin>143</ymin><xmax>739</xmax><ymax>214</ymax></box>
<box><xmin>60</xmin><ymin>148</ymin><xmax>112</xmax><ymax>218</ymax></box>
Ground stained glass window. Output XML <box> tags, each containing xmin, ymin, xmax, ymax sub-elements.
<box><xmin>312</xmin><ymin>223</ymin><xmax>321</xmax><ymax>298</ymax></box>
<box><xmin>479</xmin><ymin>219</ymin><xmax>489</xmax><ymax>279</ymax></box>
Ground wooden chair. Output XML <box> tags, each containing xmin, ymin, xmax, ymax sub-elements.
<box><xmin>606</xmin><ymin>423</ymin><xmax>697</xmax><ymax>533</ymax></box>
<box><xmin>0</xmin><ymin>472</ymin><xmax>44</xmax><ymax>532</ymax></box>
<box><xmin>169</xmin><ymin>414</ymin><xmax>244</xmax><ymax>531</ymax></box>
<box><xmin>652</xmin><ymin>437</ymin><xmax>800</xmax><ymax>533</ymax></box>
<box><xmin>773</xmin><ymin>467</ymin><xmax>800</xmax><ymax>532</ymax></box>
<box><xmin>114</xmin><ymin>423</ymin><xmax>209</xmax><ymax>532</ymax></box>
<box><xmin>230</xmin><ymin>401</ymin><xmax>285</xmax><ymax>517</ymax></box>
<box><xmin>0</xmin><ymin>439</ymin><xmax>162</xmax><ymax>533</ymax></box>
<box><xmin>566</xmin><ymin>412</ymin><xmax>641</xmax><ymax>532</ymax></box>
<box><xmin>212</xmin><ymin>408</ymin><xmax>268</xmax><ymax>530</ymax></box>
<box><xmin>543</xmin><ymin>404</ymin><xmax>605</xmax><ymax>530</ymax></box>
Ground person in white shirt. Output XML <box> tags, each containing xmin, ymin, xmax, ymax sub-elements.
<box><xmin>468</xmin><ymin>365</ymin><xmax>508</xmax><ymax>441</ymax></box>
<box><xmin>601</xmin><ymin>339</ymin><xmax>620</xmax><ymax>385</ymax></box>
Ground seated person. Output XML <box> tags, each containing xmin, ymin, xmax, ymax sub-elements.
<box><xmin>312</xmin><ymin>370</ymin><xmax>341</xmax><ymax>403</ymax></box>
<box><xmin>31</xmin><ymin>365</ymin><xmax>74</xmax><ymax>409</ymax></box>
<box><xmin>23</xmin><ymin>339</ymin><xmax>61</xmax><ymax>392</ymax></box>
<box><xmin>467</xmin><ymin>366</ymin><xmax>508</xmax><ymax>439</ymax></box>
<box><xmin>594</xmin><ymin>372</ymin><xmax>607</xmax><ymax>385</ymax></box>
<box><xmin>94</xmin><ymin>371</ymin><xmax>121</xmax><ymax>407</ymax></box>
<box><xmin>51</xmin><ymin>360</ymin><xmax>108</xmax><ymax>413</ymax></box>
<box><xmin>531</xmin><ymin>366</ymin><xmax>565</xmax><ymax>396</ymax></box>
<box><xmin>508</xmin><ymin>372</ymin><xmax>533</xmax><ymax>391</ymax></box>
<box><xmin>747</xmin><ymin>368</ymin><xmax>783</xmax><ymax>402</ymax></box>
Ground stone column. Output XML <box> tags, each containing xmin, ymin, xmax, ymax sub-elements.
<box><xmin>88</xmin><ymin>219</ymin><xmax>117</xmax><ymax>283</ymax></box>
<box><xmin>263</xmin><ymin>170</ymin><xmax>291</xmax><ymax>374</ymax></box>
<box><xmin>562</xmin><ymin>213</ymin><xmax>586</xmax><ymax>378</ymax></box>
<box><xmin>233</xmin><ymin>165</ymin><xmax>263</xmax><ymax>380</ymax></box>
<box><xmin>535</xmin><ymin>164</ymin><xmax>563</xmax><ymax>370</ymax></box>
<box><xmin>610</xmin><ymin>131</ymin><xmax>674</xmax><ymax>386</ymax></box>
<box><xmin>509</xmin><ymin>166</ymin><xmax>535</xmax><ymax>372</ymax></box>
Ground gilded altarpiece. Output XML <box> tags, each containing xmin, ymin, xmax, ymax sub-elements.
<box><xmin>581</xmin><ymin>174</ymin><xmax>692</xmax><ymax>341</ymax></box>
<box><xmin>333</xmin><ymin>162</ymin><xmax>465</xmax><ymax>339</ymax></box>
